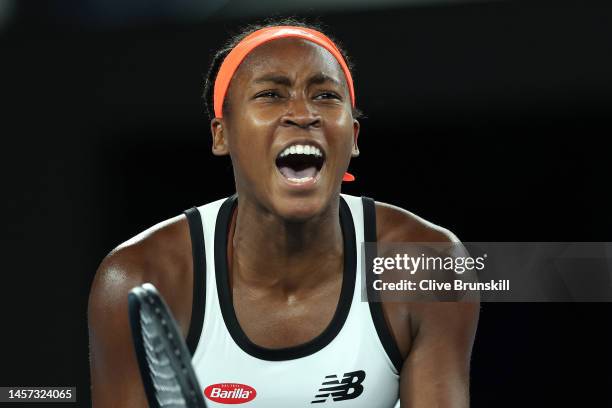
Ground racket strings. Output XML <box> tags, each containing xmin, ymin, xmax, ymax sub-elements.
<box><xmin>140</xmin><ymin>301</ymin><xmax>188</xmax><ymax>408</ymax></box>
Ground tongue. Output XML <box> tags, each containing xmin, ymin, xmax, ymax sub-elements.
<box><xmin>279</xmin><ymin>166</ymin><xmax>317</xmax><ymax>179</ymax></box>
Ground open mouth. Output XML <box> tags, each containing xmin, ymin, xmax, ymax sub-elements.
<box><xmin>275</xmin><ymin>143</ymin><xmax>325</xmax><ymax>184</ymax></box>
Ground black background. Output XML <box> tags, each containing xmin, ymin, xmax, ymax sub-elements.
<box><xmin>1</xmin><ymin>0</ymin><xmax>611</xmax><ymax>406</ymax></box>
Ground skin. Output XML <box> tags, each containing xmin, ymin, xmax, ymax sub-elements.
<box><xmin>88</xmin><ymin>37</ymin><xmax>479</xmax><ymax>407</ymax></box>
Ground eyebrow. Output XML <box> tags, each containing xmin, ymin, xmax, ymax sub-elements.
<box><xmin>252</xmin><ymin>73</ymin><xmax>342</xmax><ymax>88</ymax></box>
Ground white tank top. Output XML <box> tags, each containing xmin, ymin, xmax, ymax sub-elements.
<box><xmin>183</xmin><ymin>193</ymin><xmax>402</xmax><ymax>407</ymax></box>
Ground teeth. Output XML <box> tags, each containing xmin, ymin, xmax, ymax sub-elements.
<box><xmin>279</xmin><ymin>144</ymin><xmax>323</xmax><ymax>158</ymax></box>
<box><xmin>287</xmin><ymin>176</ymin><xmax>314</xmax><ymax>183</ymax></box>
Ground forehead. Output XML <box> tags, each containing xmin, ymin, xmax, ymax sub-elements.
<box><xmin>232</xmin><ymin>37</ymin><xmax>346</xmax><ymax>86</ymax></box>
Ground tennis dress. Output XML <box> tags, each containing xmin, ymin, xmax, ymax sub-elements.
<box><xmin>183</xmin><ymin>194</ymin><xmax>402</xmax><ymax>407</ymax></box>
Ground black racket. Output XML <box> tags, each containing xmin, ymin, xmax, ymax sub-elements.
<box><xmin>128</xmin><ymin>283</ymin><xmax>207</xmax><ymax>408</ymax></box>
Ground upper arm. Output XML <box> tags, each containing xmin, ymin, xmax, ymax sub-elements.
<box><xmin>88</xmin><ymin>215</ymin><xmax>192</xmax><ymax>407</ymax></box>
<box><xmin>88</xmin><ymin>247</ymin><xmax>149</xmax><ymax>408</ymax></box>
<box><xmin>400</xmin><ymin>301</ymin><xmax>479</xmax><ymax>407</ymax></box>
<box><xmin>373</xmin><ymin>201</ymin><xmax>479</xmax><ymax>407</ymax></box>
<box><xmin>397</xmin><ymin>224</ymin><xmax>479</xmax><ymax>408</ymax></box>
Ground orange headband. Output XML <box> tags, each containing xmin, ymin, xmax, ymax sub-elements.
<box><xmin>213</xmin><ymin>26</ymin><xmax>355</xmax><ymax>118</ymax></box>
<box><xmin>213</xmin><ymin>26</ymin><xmax>356</xmax><ymax>182</ymax></box>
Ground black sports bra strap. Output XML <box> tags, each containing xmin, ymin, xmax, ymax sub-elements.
<box><xmin>361</xmin><ymin>196</ymin><xmax>377</xmax><ymax>243</ymax></box>
<box><xmin>184</xmin><ymin>207</ymin><xmax>206</xmax><ymax>355</ymax></box>
<box><xmin>360</xmin><ymin>196</ymin><xmax>404</xmax><ymax>372</ymax></box>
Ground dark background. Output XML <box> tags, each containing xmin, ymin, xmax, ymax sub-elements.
<box><xmin>1</xmin><ymin>0</ymin><xmax>611</xmax><ymax>406</ymax></box>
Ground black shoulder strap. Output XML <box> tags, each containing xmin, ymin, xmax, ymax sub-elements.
<box><xmin>362</xmin><ymin>196</ymin><xmax>377</xmax><ymax>243</ymax></box>
<box><xmin>361</xmin><ymin>196</ymin><xmax>404</xmax><ymax>372</ymax></box>
<box><xmin>184</xmin><ymin>207</ymin><xmax>206</xmax><ymax>355</ymax></box>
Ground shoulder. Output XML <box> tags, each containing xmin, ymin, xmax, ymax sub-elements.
<box><xmin>88</xmin><ymin>214</ymin><xmax>195</xmax><ymax>406</ymax></box>
<box><xmin>374</xmin><ymin>199</ymin><xmax>460</xmax><ymax>243</ymax></box>
<box><xmin>370</xmin><ymin>199</ymin><xmax>478</xmax><ymax>363</ymax></box>
<box><xmin>93</xmin><ymin>213</ymin><xmax>192</xmax><ymax>296</ymax></box>
<box><xmin>88</xmin><ymin>213</ymin><xmax>193</xmax><ymax>336</ymax></box>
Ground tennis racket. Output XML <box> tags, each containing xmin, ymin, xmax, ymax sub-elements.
<box><xmin>128</xmin><ymin>283</ymin><xmax>207</xmax><ymax>408</ymax></box>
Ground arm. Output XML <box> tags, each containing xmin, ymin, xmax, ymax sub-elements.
<box><xmin>88</xmin><ymin>215</ymin><xmax>193</xmax><ymax>407</ymax></box>
<box><xmin>88</xmin><ymin>247</ymin><xmax>150</xmax><ymax>407</ymax></box>
<box><xmin>374</xmin><ymin>201</ymin><xmax>480</xmax><ymax>407</ymax></box>
<box><xmin>400</xmin><ymin>301</ymin><xmax>479</xmax><ymax>407</ymax></box>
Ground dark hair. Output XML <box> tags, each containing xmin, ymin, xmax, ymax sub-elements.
<box><xmin>202</xmin><ymin>16</ymin><xmax>363</xmax><ymax>121</ymax></box>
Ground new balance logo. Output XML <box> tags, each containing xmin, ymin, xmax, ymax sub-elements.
<box><xmin>311</xmin><ymin>370</ymin><xmax>366</xmax><ymax>404</ymax></box>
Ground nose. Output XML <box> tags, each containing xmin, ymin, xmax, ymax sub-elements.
<box><xmin>280</xmin><ymin>96</ymin><xmax>321</xmax><ymax>129</ymax></box>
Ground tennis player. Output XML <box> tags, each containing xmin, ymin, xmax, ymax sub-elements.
<box><xmin>88</xmin><ymin>18</ymin><xmax>479</xmax><ymax>407</ymax></box>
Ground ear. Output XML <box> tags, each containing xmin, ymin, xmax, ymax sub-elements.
<box><xmin>351</xmin><ymin>119</ymin><xmax>360</xmax><ymax>157</ymax></box>
<box><xmin>211</xmin><ymin>118</ymin><xmax>229</xmax><ymax>156</ymax></box>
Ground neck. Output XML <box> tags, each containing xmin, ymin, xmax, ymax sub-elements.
<box><xmin>228</xmin><ymin>195</ymin><xmax>344</xmax><ymax>294</ymax></box>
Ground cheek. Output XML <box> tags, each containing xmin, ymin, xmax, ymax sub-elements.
<box><xmin>230</xmin><ymin>136</ymin><xmax>260</xmax><ymax>166</ymax></box>
<box><xmin>327</xmin><ymin>110</ymin><xmax>355</xmax><ymax>149</ymax></box>
<box><xmin>235</xmin><ymin>102</ymin><xmax>280</xmax><ymax>133</ymax></box>
<box><xmin>248</xmin><ymin>104</ymin><xmax>286</xmax><ymax>126</ymax></box>
<box><xmin>227</xmin><ymin>115</ymin><xmax>273</xmax><ymax>168</ymax></box>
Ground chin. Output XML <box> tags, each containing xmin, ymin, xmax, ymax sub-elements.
<box><xmin>271</xmin><ymin>193</ymin><xmax>328</xmax><ymax>223</ymax></box>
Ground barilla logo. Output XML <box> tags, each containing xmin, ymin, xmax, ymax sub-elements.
<box><xmin>204</xmin><ymin>383</ymin><xmax>257</xmax><ymax>404</ymax></box>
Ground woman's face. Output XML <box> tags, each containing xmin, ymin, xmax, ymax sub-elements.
<box><xmin>211</xmin><ymin>37</ymin><xmax>359</xmax><ymax>221</ymax></box>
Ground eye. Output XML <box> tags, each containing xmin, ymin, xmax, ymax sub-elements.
<box><xmin>314</xmin><ymin>92</ymin><xmax>341</xmax><ymax>100</ymax></box>
<box><xmin>255</xmin><ymin>90</ymin><xmax>281</xmax><ymax>99</ymax></box>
